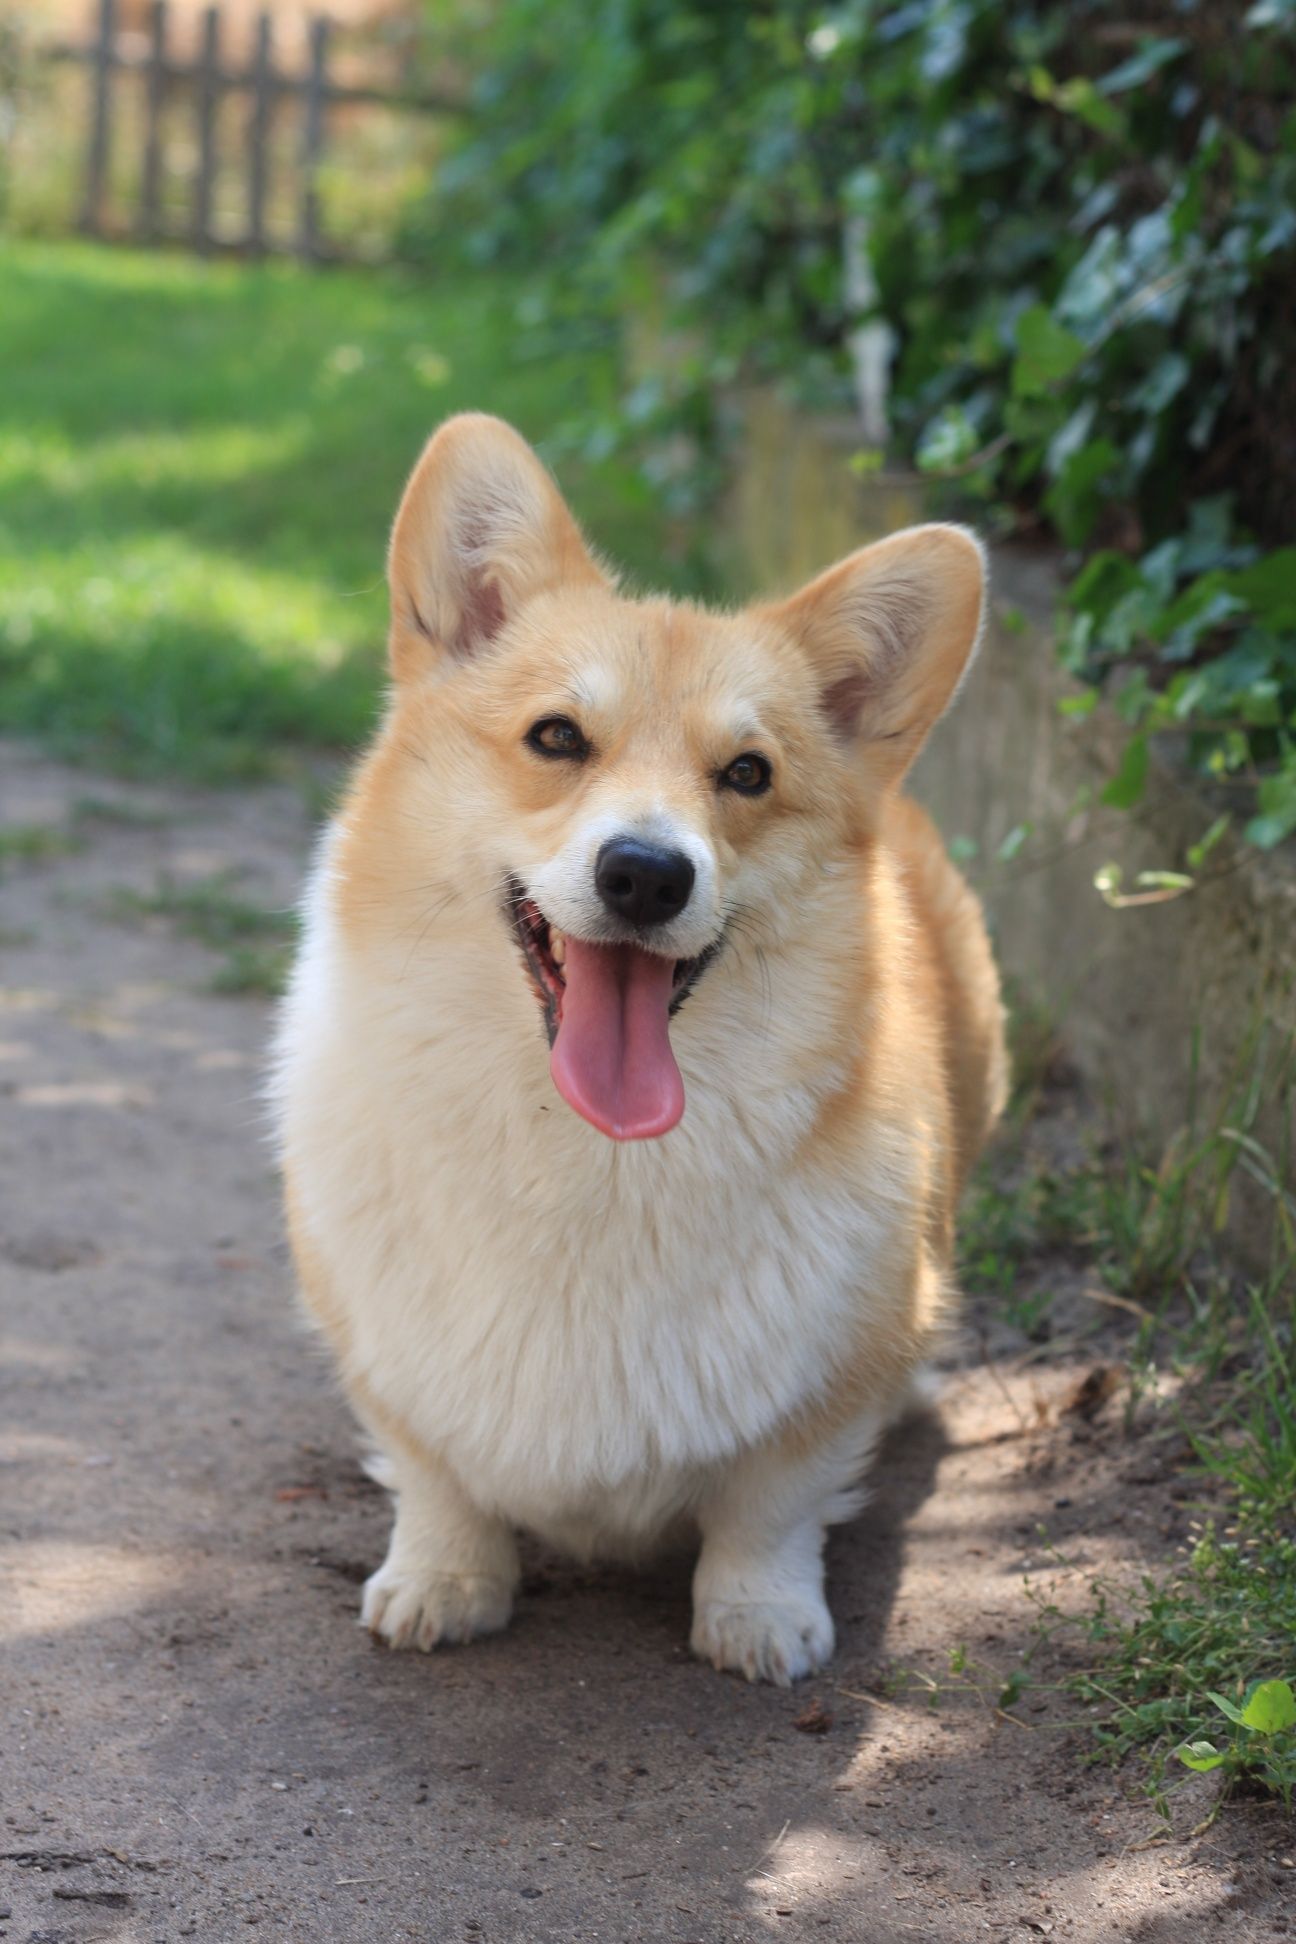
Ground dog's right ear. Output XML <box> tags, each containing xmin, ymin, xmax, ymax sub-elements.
<box><xmin>387</xmin><ymin>414</ymin><xmax>609</xmax><ymax>682</ymax></box>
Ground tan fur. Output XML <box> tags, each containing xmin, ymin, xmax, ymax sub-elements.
<box><xmin>274</xmin><ymin>414</ymin><xmax>1007</xmax><ymax>1684</ymax></box>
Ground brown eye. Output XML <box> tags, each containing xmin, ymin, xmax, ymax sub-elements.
<box><xmin>527</xmin><ymin>716</ymin><xmax>590</xmax><ymax>760</ymax></box>
<box><xmin>719</xmin><ymin>752</ymin><xmax>772</xmax><ymax>796</ymax></box>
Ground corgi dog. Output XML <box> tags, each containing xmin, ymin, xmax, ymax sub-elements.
<box><xmin>273</xmin><ymin>413</ymin><xmax>1007</xmax><ymax>1685</ymax></box>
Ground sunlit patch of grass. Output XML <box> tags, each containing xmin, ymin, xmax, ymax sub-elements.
<box><xmin>0</xmin><ymin>239</ymin><xmax>707</xmax><ymax>779</ymax></box>
<box><xmin>0</xmin><ymin>421</ymin><xmax>309</xmax><ymax>499</ymax></box>
<box><xmin>0</xmin><ymin>533</ymin><xmax>381</xmax><ymax>776</ymax></box>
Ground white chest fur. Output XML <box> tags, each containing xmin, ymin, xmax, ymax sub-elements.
<box><xmin>273</xmin><ymin>840</ymin><xmax>905</xmax><ymax>1551</ymax></box>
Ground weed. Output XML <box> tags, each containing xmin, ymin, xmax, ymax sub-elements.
<box><xmin>1032</xmin><ymin>1523</ymin><xmax>1296</xmax><ymax>1818</ymax></box>
<box><xmin>880</xmin><ymin>1642</ymin><xmax>1033</xmax><ymax>1721</ymax></box>
<box><xmin>971</xmin><ymin>989</ymin><xmax>1295</xmax><ymax>1816</ymax></box>
<box><xmin>1177</xmin><ymin>1680</ymin><xmax>1296</xmax><ymax>1815</ymax></box>
<box><xmin>206</xmin><ymin>943</ymin><xmax>295</xmax><ymax>999</ymax></box>
<box><xmin>1023</xmin><ymin>1165</ymin><xmax>1294</xmax><ymax>1816</ymax></box>
<box><xmin>106</xmin><ymin>871</ymin><xmax>296</xmax><ymax>998</ymax></box>
<box><xmin>70</xmin><ymin>794</ymin><xmax>171</xmax><ymax>829</ymax></box>
<box><xmin>0</xmin><ymin>820</ymin><xmax>81</xmax><ymax>869</ymax></box>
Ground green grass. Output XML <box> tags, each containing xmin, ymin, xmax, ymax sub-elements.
<box><xmin>70</xmin><ymin>794</ymin><xmax>172</xmax><ymax>829</ymax></box>
<box><xmin>966</xmin><ymin>1009</ymin><xmax>1296</xmax><ymax>1818</ymax></box>
<box><xmin>1033</xmin><ymin>1523</ymin><xmax>1296</xmax><ymax>1821</ymax></box>
<box><xmin>106</xmin><ymin>870</ymin><xmax>297</xmax><ymax>997</ymax></box>
<box><xmin>0</xmin><ymin>240</ymin><xmax>705</xmax><ymax>779</ymax></box>
<box><xmin>0</xmin><ymin>819</ymin><xmax>82</xmax><ymax>868</ymax></box>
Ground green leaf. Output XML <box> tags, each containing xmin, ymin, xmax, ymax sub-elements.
<box><xmin>1029</xmin><ymin>68</ymin><xmax>1128</xmax><ymax>141</ymax></box>
<box><xmin>1058</xmin><ymin>689</ymin><xmax>1098</xmax><ymax>718</ymax></box>
<box><xmin>1176</xmin><ymin>1740</ymin><xmax>1226</xmax><ymax>1773</ymax></box>
<box><xmin>1046</xmin><ymin>437</ymin><xmax>1120</xmax><ymax>547</ymax></box>
<box><xmin>1097</xmin><ymin>37</ymin><xmax>1188</xmax><ymax>97</ymax></box>
<box><xmin>1100</xmin><ymin>735</ymin><xmax>1148</xmax><ymax>810</ymax></box>
<box><xmin>1239</xmin><ymin>680</ymin><xmax>1282</xmax><ymax>727</ymax></box>
<box><xmin>916</xmin><ymin>405</ymin><xmax>981</xmax><ymax>473</ymax></box>
<box><xmin>996</xmin><ymin>823</ymin><xmax>1031</xmax><ymax>863</ymax></box>
<box><xmin>1128</xmin><ymin>352</ymin><xmax>1190</xmax><ymax>417</ymax></box>
<box><xmin>1012</xmin><ymin>306</ymin><xmax>1087</xmax><ymax>399</ymax></box>
<box><xmin>1187</xmin><ymin>815</ymin><xmax>1231</xmax><ymax>871</ymax></box>
<box><xmin>1207</xmin><ymin>1690</ymin><xmax>1249</xmax><ymax>1727</ymax></box>
<box><xmin>1241</xmin><ymin>1680</ymin><xmax>1296</xmax><ymax>1734</ymax></box>
<box><xmin>1246</xmin><ymin>1</ymin><xmax>1296</xmax><ymax>27</ymax></box>
<box><xmin>1244</xmin><ymin>769</ymin><xmax>1296</xmax><ymax>850</ymax></box>
<box><xmin>1229</xmin><ymin>549</ymin><xmax>1296</xmax><ymax>630</ymax></box>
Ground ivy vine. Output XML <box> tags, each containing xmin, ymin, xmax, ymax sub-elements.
<box><xmin>424</xmin><ymin>0</ymin><xmax>1296</xmax><ymax>847</ymax></box>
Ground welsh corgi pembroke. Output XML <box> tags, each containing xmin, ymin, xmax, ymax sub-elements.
<box><xmin>274</xmin><ymin>413</ymin><xmax>1007</xmax><ymax>1685</ymax></box>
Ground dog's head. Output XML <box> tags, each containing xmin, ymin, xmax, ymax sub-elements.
<box><xmin>375</xmin><ymin>413</ymin><xmax>984</xmax><ymax>1142</ymax></box>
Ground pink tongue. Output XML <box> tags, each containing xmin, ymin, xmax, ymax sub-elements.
<box><xmin>550</xmin><ymin>938</ymin><xmax>684</xmax><ymax>1140</ymax></box>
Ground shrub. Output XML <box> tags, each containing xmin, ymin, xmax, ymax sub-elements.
<box><xmin>427</xmin><ymin>0</ymin><xmax>1296</xmax><ymax>846</ymax></box>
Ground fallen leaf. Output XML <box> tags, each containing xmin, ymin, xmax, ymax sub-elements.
<box><xmin>1063</xmin><ymin>1365</ymin><xmax>1121</xmax><ymax>1420</ymax></box>
<box><xmin>792</xmin><ymin>1698</ymin><xmax>833</xmax><ymax>1734</ymax></box>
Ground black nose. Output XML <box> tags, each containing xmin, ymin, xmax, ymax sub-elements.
<box><xmin>595</xmin><ymin>838</ymin><xmax>695</xmax><ymax>929</ymax></box>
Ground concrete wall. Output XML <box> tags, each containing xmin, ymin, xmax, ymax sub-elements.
<box><xmin>717</xmin><ymin>392</ymin><xmax>1296</xmax><ymax>1264</ymax></box>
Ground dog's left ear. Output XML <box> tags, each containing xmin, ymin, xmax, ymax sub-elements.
<box><xmin>387</xmin><ymin>413</ymin><xmax>610</xmax><ymax>682</ymax></box>
<box><xmin>766</xmin><ymin>525</ymin><xmax>986</xmax><ymax>788</ymax></box>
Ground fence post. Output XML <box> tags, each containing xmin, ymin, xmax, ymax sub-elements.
<box><xmin>138</xmin><ymin>0</ymin><xmax>168</xmax><ymax>241</ymax></box>
<box><xmin>247</xmin><ymin>11</ymin><xmax>273</xmax><ymax>255</ymax></box>
<box><xmin>193</xmin><ymin>3</ymin><xmax>221</xmax><ymax>253</ymax></box>
<box><xmin>78</xmin><ymin>0</ymin><xmax>116</xmax><ymax>235</ymax></box>
<box><xmin>297</xmin><ymin>14</ymin><xmax>330</xmax><ymax>263</ymax></box>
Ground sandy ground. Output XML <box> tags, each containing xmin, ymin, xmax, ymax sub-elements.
<box><xmin>2</xmin><ymin>738</ymin><xmax>1291</xmax><ymax>1943</ymax></box>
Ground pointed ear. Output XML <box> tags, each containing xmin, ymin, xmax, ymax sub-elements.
<box><xmin>765</xmin><ymin>524</ymin><xmax>986</xmax><ymax>788</ymax></box>
<box><xmin>387</xmin><ymin>413</ymin><xmax>609</xmax><ymax>682</ymax></box>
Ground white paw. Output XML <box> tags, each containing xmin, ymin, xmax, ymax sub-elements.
<box><xmin>360</xmin><ymin>1563</ymin><xmax>514</xmax><ymax>1651</ymax></box>
<box><xmin>691</xmin><ymin>1593</ymin><xmax>835</xmax><ymax>1686</ymax></box>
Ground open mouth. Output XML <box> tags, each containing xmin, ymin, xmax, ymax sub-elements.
<box><xmin>504</xmin><ymin>877</ymin><xmax>721</xmax><ymax>1141</ymax></box>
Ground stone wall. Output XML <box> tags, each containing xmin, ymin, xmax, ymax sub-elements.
<box><xmin>718</xmin><ymin>392</ymin><xmax>1296</xmax><ymax>1264</ymax></box>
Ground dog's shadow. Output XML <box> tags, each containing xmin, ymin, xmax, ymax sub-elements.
<box><xmin>510</xmin><ymin>1397</ymin><xmax>948</xmax><ymax>1702</ymax></box>
<box><xmin>827</xmin><ymin>1400</ymin><xmax>950</xmax><ymax>1666</ymax></box>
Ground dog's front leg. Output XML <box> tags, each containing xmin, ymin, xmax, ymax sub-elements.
<box><xmin>690</xmin><ymin>1411</ymin><xmax>883</xmax><ymax>1686</ymax></box>
<box><xmin>361</xmin><ymin>1446</ymin><xmax>519</xmax><ymax>1653</ymax></box>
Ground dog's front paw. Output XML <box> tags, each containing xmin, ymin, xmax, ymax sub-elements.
<box><xmin>361</xmin><ymin>1564</ymin><xmax>514</xmax><ymax>1652</ymax></box>
<box><xmin>691</xmin><ymin>1593</ymin><xmax>834</xmax><ymax>1686</ymax></box>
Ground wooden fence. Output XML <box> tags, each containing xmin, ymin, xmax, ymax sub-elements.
<box><xmin>50</xmin><ymin>0</ymin><xmax>462</xmax><ymax>261</ymax></box>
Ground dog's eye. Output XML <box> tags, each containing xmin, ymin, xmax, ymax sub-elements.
<box><xmin>527</xmin><ymin>716</ymin><xmax>590</xmax><ymax>761</ymax></box>
<box><xmin>719</xmin><ymin>752</ymin><xmax>772</xmax><ymax>796</ymax></box>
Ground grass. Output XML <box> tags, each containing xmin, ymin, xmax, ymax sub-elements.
<box><xmin>1033</xmin><ymin>1522</ymin><xmax>1296</xmax><ymax>1821</ymax></box>
<box><xmin>70</xmin><ymin>794</ymin><xmax>172</xmax><ymax>829</ymax></box>
<box><xmin>106</xmin><ymin>871</ymin><xmax>297</xmax><ymax>997</ymax></box>
<box><xmin>0</xmin><ymin>819</ymin><xmax>82</xmax><ymax>869</ymax></box>
<box><xmin>0</xmin><ymin>239</ymin><xmax>707</xmax><ymax>779</ymax></box>
<box><xmin>962</xmin><ymin>1012</ymin><xmax>1296</xmax><ymax>1820</ymax></box>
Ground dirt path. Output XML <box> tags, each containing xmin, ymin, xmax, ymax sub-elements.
<box><xmin>2</xmin><ymin>740</ymin><xmax>1287</xmax><ymax>1943</ymax></box>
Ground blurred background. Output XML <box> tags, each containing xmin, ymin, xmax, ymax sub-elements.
<box><xmin>1</xmin><ymin>0</ymin><xmax>1292</xmax><ymax>804</ymax></box>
